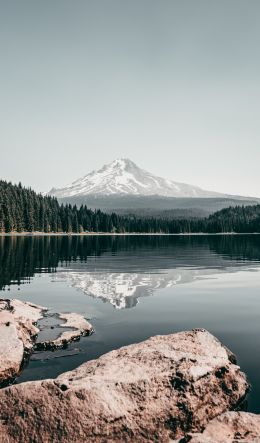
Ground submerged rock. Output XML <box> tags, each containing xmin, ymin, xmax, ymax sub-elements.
<box><xmin>36</xmin><ymin>312</ymin><xmax>93</xmax><ymax>350</ymax></box>
<box><xmin>177</xmin><ymin>411</ymin><xmax>260</xmax><ymax>442</ymax></box>
<box><xmin>0</xmin><ymin>299</ymin><xmax>46</xmax><ymax>386</ymax></box>
<box><xmin>0</xmin><ymin>329</ymin><xmax>249</xmax><ymax>443</ymax></box>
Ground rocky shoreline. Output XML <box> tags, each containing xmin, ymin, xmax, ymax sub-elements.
<box><xmin>0</xmin><ymin>298</ymin><xmax>47</xmax><ymax>386</ymax></box>
<box><xmin>36</xmin><ymin>312</ymin><xmax>93</xmax><ymax>350</ymax></box>
<box><xmin>0</xmin><ymin>298</ymin><xmax>260</xmax><ymax>442</ymax></box>
<box><xmin>0</xmin><ymin>298</ymin><xmax>93</xmax><ymax>386</ymax></box>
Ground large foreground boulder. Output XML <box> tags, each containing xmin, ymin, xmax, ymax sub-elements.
<box><xmin>0</xmin><ymin>299</ymin><xmax>46</xmax><ymax>386</ymax></box>
<box><xmin>0</xmin><ymin>329</ymin><xmax>248</xmax><ymax>443</ymax></box>
<box><xmin>177</xmin><ymin>411</ymin><xmax>260</xmax><ymax>442</ymax></box>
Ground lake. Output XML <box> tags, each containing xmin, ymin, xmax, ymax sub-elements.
<box><xmin>1</xmin><ymin>234</ymin><xmax>260</xmax><ymax>413</ymax></box>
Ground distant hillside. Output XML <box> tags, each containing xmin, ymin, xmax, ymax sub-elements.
<box><xmin>58</xmin><ymin>194</ymin><xmax>260</xmax><ymax>217</ymax></box>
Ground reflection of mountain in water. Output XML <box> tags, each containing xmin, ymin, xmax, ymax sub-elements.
<box><xmin>56</xmin><ymin>269</ymin><xmax>191</xmax><ymax>309</ymax></box>
<box><xmin>56</xmin><ymin>265</ymin><xmax>253</xmax><ymax>309</ymax></box>
<box><xmin>1</xmin><ymin>234</ymin><xmax>260</xmax><ymax>299</ymax></box>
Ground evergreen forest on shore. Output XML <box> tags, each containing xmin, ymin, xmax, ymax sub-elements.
<box><xmin>1</xmin><ymin>179</ymin><xmax>260</xmax><ymax>234</ymax></box>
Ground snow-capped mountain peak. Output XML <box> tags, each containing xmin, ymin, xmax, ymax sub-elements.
<box><xmin>49</xmin><ymin>158</ymin><xmax>226</xmax><ymax>198</ymax></box>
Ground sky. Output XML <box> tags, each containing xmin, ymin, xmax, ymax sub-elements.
<box><xmin>0</xmin><ymin>0</ymin><xmax>259</xmax><ymax>196</ymax></box>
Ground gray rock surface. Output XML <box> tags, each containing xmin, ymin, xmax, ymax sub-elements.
<box><xmin>0</xmin><ymin>329</ymin><xmax>249</xmax><ymax>443</ymax></box>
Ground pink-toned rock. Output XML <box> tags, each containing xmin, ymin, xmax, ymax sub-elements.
<box><xmin>0</xmin><ymin>299</ymin><xmax>46</xmax><ymax>385</ymax></box>
<box><xmin>0</xmin><ymin>299</ymin><xmax>94</xmax><ymax>385</ymax></box>
<box><xmin>178</xmin><ymin>411</ymin><xmax>260</xmax><ymax>443</ymax></box>
<box><xmin>36</xmin><ymin>312</ymin><xmax>93</xmax><ymax>350</ymax></box>
<box><xmin>0</xmin><ymin>329</ymin><xmax>248</xmax><ymax>443</ymax></box>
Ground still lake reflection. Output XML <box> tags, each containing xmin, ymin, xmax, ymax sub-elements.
<box><xmin>0</xmin><ymin>234</ymin><xmax>260</xmax><ymax>412</ymax></box>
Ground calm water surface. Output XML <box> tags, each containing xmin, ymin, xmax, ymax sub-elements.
<box><xmin>1</xmin><ymin>235</ymin><xmax>260</xmax><ymax>413</ymax></box>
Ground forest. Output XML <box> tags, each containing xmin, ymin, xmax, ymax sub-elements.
<box><xmin>0</xmin><ymin>179</ymin><xmax>260</xmax><ymax>234</ymax></box>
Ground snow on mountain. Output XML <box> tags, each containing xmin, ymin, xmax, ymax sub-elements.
<box><xmin>49</xmin><ymin>158</ymin><xmax>227</xmax><ymax>199</ymax></box>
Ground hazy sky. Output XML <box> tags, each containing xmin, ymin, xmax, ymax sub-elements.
<box><xmin>1</xmin><ymin>0</ymin><xmax>259</xmax><ymax>196</ymax></box>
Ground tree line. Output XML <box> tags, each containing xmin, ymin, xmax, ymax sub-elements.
<box><xmin>0</xmin><ymin>179</ymin><xmax>260</xmax><ymax>233</ymax></box>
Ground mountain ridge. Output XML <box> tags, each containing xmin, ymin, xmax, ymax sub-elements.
<box><xmin>49</xmin><ymin>158</ymin><xmax>237</xmax><ymax>199</ymax></box>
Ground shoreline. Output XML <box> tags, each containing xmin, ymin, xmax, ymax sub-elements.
<box><xmin>0</xmin><ymin>231</ymin><xmax>260</xmax><ymax>237</ymax></box>
<box><xmin>0</xmin><ymin>306</ymin><xmax>254</xmax><ymax>443</ymax></box>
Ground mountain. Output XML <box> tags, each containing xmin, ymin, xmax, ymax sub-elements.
<box><xmin>49</xmin><ymin>158</ymin><xmax>230</xmax><ymax>199</ymax></box>
<box><xmin>48</xmin><ymin>158</ymin><xmax>259</xmax><ymax>214</ymax></box>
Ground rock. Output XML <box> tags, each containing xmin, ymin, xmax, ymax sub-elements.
<box><xmin>0</xmin><ymin>299</ymin><xmax>93</xmax><ymax>386</ymax></box>
<box><xmin>0</xmin><ymin>329</ymin><xmax>249</xmax><ymax>443</ymax></box>
<box><xmin>0</xmin><ymin>299</ymin><xmax>46</xmax><ymax>386</ymax></box>
<box><xmin>178</xmin><ymin>411</ymin><xmax>260</xmax><ymax>442</ymax></box>
<box><xmin>36</xmin><ymin>312</ymin><xmax>93</xmax><ymax>350</ymax></box>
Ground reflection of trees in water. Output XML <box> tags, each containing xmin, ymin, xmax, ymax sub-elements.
<box><xmin>0</xmin><ymin>236</ymin><xmax>59</xmax><ymax>290</ymax></box>
<box><xmin>0</xmin><ymin>234</ymin><xmax>260</xmax><ymax>290</ymax></box>
<box><xmin>207</xmin><ymin>235</ymin><xmax>260</xmax><ymax>262</ymax></box>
